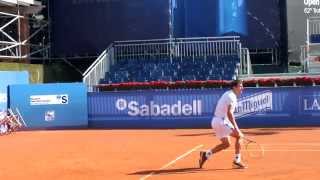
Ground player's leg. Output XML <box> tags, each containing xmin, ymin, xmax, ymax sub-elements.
<box><xmin>199</xmin><ymin>118</ymin><xmax>233</xmax><ymax>168</ymax></box>
<box><xmin>230</xmin><ymin>130</ymin><xmax>247</xmax><ymax>169</ymax></box>
<box><xmin>199</xmin><ymin>137</ymin><xmax>231</xmax><ymax>168</ymax></box>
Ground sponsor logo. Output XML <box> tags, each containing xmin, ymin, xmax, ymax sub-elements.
<box><xmin>235</xmin><ymin>91</ymin><xmax>273</xmax><ymax>118</ymax></box>
<box><xmin>115</xmin><ymin>99</ymin><xmax>202</xmax><ymax>116</ymax></box>
<box><xmin>30</xmin><ymin>94</ymin><xmax>68</xmax><ymax>106</ymax></box>
<box><xmin>304</xmin><ymin>0</ymin><xmax>320</xmax><ymax>7</ymax></box>
<box><xmin>304</xmin><ymin>0</ymin><xmax>320</xmax><ymax>14</ymax></box>
<box><xmin>301</xmin><ymin>96</ymin><xmax>320</xmax><ymax>111</ymax></box>
<box><xmin>45</xmin><ymin>110</ymin><xmax>55</xmax><ymax>122</ymax></box>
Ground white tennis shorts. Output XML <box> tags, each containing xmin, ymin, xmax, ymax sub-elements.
<box><xmin>211</xmin><ymin>117</ymin><xmax>235</xmax><ymax>139</ymax></box>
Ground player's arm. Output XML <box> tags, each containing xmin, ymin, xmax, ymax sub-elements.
<box><xmin>227</xmin><ymin>104</ymin><xmax>243</xmax><ymax>137</ymax></box>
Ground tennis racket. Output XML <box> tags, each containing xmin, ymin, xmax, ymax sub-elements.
<box><xmin>242</xmin><ymin>137</ymin><xmax>265</xmax><ymax>161</ymax></box>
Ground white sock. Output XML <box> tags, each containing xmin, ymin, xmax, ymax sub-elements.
<box><xmin>205</xmin><ymin>150</ymin><xmax>212</xmax><ymax>158</ymax></box>
<box><xmin>235</xmin><ymin>153</ymin><xmax>241</xmax><ymax>163</ymax></box>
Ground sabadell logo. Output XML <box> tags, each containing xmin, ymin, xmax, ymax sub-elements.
<box><xmin>115</xmin><ymin>98</ymin><xmax>202</xmax><ymax>116</ymax></box>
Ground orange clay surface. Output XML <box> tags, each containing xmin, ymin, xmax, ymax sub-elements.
<box><xmin>1</xmin><ymin>127</ymin><xmax>320</xmax><ymax>180</ymax></box>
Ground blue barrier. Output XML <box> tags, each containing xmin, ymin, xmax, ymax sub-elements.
<box><xmin>0</xmin><ymin>71</ymin><xmax>29</xmax><ymax>111</ymax></box>
<box><xmin>8</xmin><ymin>83</ymin><xmax>88</xmax><ymax>129</ymax></box>
<box><xmin>88</xmin><ymin>87</ymin><xmax>320</xmax><ymax>128</ymax></box>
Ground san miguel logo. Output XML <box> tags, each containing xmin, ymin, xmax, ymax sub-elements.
<box><xmin>235</xmin><ymin>91</ymin><xmax>273</xmax><ymax>118</ymax></box>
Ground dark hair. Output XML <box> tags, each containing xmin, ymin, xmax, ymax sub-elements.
<box><xmin>230</xmin><ymin>79</ymin><xmax>243</xmax><ymax>89</ymax></box>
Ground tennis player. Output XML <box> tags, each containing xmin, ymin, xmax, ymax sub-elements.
<box><xmin>199</xmin><ymin>79</ymin><xmax>247</xmax><ymax>169</ymax></box>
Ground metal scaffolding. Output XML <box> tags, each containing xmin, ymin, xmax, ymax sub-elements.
<box><xmin>0</xmin><ymin>0</ymin><xmax>48</xmax><ymax>60</ymax></box>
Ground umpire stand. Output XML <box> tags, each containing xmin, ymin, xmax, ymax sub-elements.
<box><xmin>305</xmin><ymin>17</ymin><xmax>320</xmax><ymax>73</ymax></box>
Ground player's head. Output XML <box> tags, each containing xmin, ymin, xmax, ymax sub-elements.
<box><xmin>231</xmin><ymin>79</ymin><xmax>243</xmax><ymax>96</ymax></box>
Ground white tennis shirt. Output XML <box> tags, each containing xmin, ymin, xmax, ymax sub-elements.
<box><xmin>214</xmin><ymin>90</ymin><xmax>237</xmax><ymax>120</ymax></box>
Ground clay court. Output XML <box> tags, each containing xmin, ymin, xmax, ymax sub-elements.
<box><xmin>0</xmin><ymin>127</ymin><xmax>319</xmax><ymax>180</ymax></box>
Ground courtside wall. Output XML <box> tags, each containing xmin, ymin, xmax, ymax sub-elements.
<box><xmin>0</xmin><ymin>71</ymin><xmax>29</xmax><ymax>111</ymax></box>
<box><xmin>8</xmin><ymin>83</ymin><xmax>88</xmax><ymax>129</ymax></box>
<box><xmin>88</xmin><ymin>87</ymin><xmax>320</xmax><ymax>128</ymax></box>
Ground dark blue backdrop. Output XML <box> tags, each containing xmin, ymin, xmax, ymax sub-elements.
<box><xmin>50</xmin><ymin>0</ymin><xmax>284</xmax><ymax>56</ymax></box>
<box><xmin>50</xmin><ymin>0</ymin><xmax>170</xmax><ymax>56</ymax></box>
<box><xmin>173</xmin><ymin>0</ymin><xmax>281</xmax><ymax>49</ymax></box>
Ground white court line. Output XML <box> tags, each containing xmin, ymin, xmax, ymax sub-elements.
<box><xmin>140</xmin><ymin>144</ymin><xmax>203</xmax><ymax>180</ymax></box>
<box><xmin>258</xmin><ymin>149</ymin><xmax>320</xmax><ymax>152</ymax></box>
<box><xmin>193</xmin><ymin>149</ymin><xmax>320</xmax><ymax>152</ymax></box>
<box><xmin>204</xmin><ymin>149</ymin><xmax>320</xmax><ymax>152</ymax></box>
<box><xmin>262</xmin><ymin>143</ymin><xmax>320</xmax><ymax>146</ymax></box>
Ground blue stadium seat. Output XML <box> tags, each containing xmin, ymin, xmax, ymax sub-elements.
<box><xmin>99</xmin><ymin>54</ymin><xmax>240</xmax><ymax>84</ymax></box>
<box><xmin>310</xmin><ymin>34</ymin><xmax>320</xmax><ymax>43</ymax></box>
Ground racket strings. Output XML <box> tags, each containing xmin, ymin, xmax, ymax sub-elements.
<box><xmin>245</xmin><ymin>142</ymin><xmax>265</xmax><ymax>158</ymax></box>
<box><xmin>242</xmin><ymin>138</ymin><xmax>265</xmax><ymax>163</ymax></box>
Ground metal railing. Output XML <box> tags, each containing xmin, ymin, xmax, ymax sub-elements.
<box><xmin>306</xmin><ymin>17</ymin><xmax>320</xmax><ymax>57</ymax></box>
<box><xmin>82</xmin><ymin>45</ymin><xmax>114</xmax><ymax>92</ymax></box>
<box><xmin>300</xmin><ymin>45</ymin><xmax>309</xmax><ymax>72</ymax></box>
<box><xmin>307</xmin><ymin>17</ymin><xmax>320</xmax><ymax>43</ymax></box>
<box><xmin>302</xmin><ymin>17</ymin><xmax>320</xmax><ymax>73</ymax></box>
<box><xmin>114</xmin><ymin>36</ymin><xmax>240</xmax><ymax>60</ymax></box>
<box><xmin>83</xmin><ymin>37</ymin><xmax>249</xmax><ymax>91</ymax></box>
<box><xmin>240</xmin><ymin>48</ymin><xmax>252</xmax><ymax>75</ymax></box>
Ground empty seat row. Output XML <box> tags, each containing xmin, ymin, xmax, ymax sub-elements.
<box><xmin>100</xmin><ymin>55</ymin><xmax>240</xmax><ymax>84</ymax></box>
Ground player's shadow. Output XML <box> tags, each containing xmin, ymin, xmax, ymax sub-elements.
<box><xmin>128</xmin><ymin>167</ymin><xmax>239</xmax><ymax>176</ymax></box>
<box><xmin>176</xmin><ymin>132</ymin><xmax>214</xmax><ymax>137</ymax></box>
<box><xmin>242</xmin><ymin>130</ymin><xmax>279</xmax><ymax>136</ymax></box>
<box><xmin>176</xmin><ymin>130</ymin><xmax>279</xmax><ymax>137</ymax></box>
<box><xmin>258</xmin><ymin>127</ymin><xmax>316</xmax><ymax>131</ymax></box>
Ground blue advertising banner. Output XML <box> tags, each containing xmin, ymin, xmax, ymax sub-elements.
<box><xmin>88</xmin><ymin>87</ymin><xmax>320</xmax><ymax>128</ymax></box>
<box><xmin>8</xmin><ymin>83</ymin><xmax>88</xmax><ymax>129</ymax></box>
<box><xmin>0</xmin><ymin>71</ymin><xmax>29</xmax><ymax>111</ymax></box>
